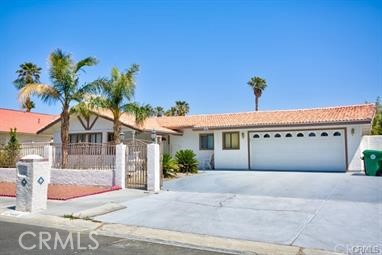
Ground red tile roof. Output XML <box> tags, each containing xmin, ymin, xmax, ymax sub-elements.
<box><xmin>36</xmin><ymin>104</ymin><xmax>376</xmax><ymax>134</ymax></box>
<box><xmin>0</xmin><ymin>108</ymin><xmax>58</xmax><ymax>134</ymax></box>
<box><xmin>157</xmin><ymin>104</ymin><xmax>376</xmax><ymax>129</ymax></box>
<box><xmin>94</xmin><ymin>109</ymin><xmax>181</xmax><ymax>134</ymax></box>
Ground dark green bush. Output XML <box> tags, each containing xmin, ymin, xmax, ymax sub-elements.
<box><xmin>162</xmin><ymin>153</ymin><xmax>179</xmax><ymax>178</ymax></box>
<box><xmin>175</xmin><ymin>149</ymin><xmax>198</xmax><ymax>174</ymax></box>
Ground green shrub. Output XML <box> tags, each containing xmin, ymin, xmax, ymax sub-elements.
<box><xmin>175</xmin><ymin>149</ymin><xmax>198</xmax><ymax>173</ymax></box>
<box><xmin>0</xmin><ymin>129</ymin><xmax>20</xmax><ymax>168</ymax></box>
<box><xmin>162</xmin><ymin>153</ymin><xmax>179</xmax><ymax>178</ymax></box>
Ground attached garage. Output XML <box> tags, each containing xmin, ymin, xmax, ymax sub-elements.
<box><xmin>249</xmin><ymin>129</ymin><xmax>347</xmax><ymax>171</ymax></box>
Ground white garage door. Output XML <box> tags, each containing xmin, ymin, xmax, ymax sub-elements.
<box><xmin>250</xmin><ymin>129</ymin><xmax>346</xmax><ymax>171</ymax></box>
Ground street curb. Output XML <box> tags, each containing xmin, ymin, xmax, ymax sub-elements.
<box><xmin>96</xmin><ymin>223</ymin><xmax>344</xmax><ymax>255</ymax></box>
<box><xmin>0</xmin><ymin>213</ymin><xmax>344</xmax><ymax>255</ymax></box>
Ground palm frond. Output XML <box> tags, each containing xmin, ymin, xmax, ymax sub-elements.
<box><xmin>18</xmin><ymin>83</ymin><xmax>62</xmax><ymax>105</ymax></box>
<box><xmin>125</xmin><ymin>102</ymin><xmax>151</xmax><ymax>127</ymax></box>
<box><xmin>77</xmin><ymin>78</ymin><xmax>108</xmax><ymax>96</ymax></box>
<box><xmin>70</xmin><ymin>101</ymin><xmax>94</xmax><ymax>119</ymax></box>
<box><xmin>75</xmin><ymin>57</ymin><xmax>98</xmax><ymax>73</ymax></box>
<box><xmin>49</xmin><ymin>49</ymin><xmax>74</xmax><ymax>91</ymax></box>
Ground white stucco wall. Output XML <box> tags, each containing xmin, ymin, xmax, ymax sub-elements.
<box><xmin>50</xmin><ymin>169</ymin><xmax>113</xmax><ymax>186</ymax></box>
<box><xmin>0</xmin><ymin>168</ymin><xmax>16</xmax><ymax>182</ymax></box>
<box><xmin>0</xmin><ymin>132</ymin><xmax>52</xmax><ymax>145</ymax></box>
<box><xmin>169</xmin><ymin>124</ymin><xmax>370</xmax><ymax>171</ymax></box>
<box><xmin>0</xmin><ymin>168</ymin><xmax>113</xmax><ymax>186</ymax></box>
<box><xmin>214</xmin><ymin>130</ymin><xmax>248</xmax><ymax>169</ymax></box>
<box><xmin>348</xmin><ymin>135</ymin><xmax>382</xmax><ymax>171</ymax></box>
<box><xmin>169</xmin><ymin>129</ymin><xmax>214</xmax><ymax>169</ymax></box>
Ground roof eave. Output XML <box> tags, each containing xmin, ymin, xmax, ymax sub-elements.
<box><xmin>191</xmin><ymin>119</ymin><xmax>373</xmax><ymax>131</ymax></box>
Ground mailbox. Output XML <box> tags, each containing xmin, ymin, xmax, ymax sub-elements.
<box><xmin>16</xmin><ymin>156</ymin><xmax>49</xmax><ymax>212</ymax></box>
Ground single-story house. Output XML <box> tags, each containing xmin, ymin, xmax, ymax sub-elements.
<box><xmin>37</xmin><ymin>104</ymin><xmax>376</xmax><ymax>172</ymax></box>
<box><xmin>0</xmin><ymin>108</ymin><xmax>56</xmax><ymax>145</ymax></box>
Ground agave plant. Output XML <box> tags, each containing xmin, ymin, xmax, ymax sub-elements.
<box><xmin>162</xmin><ymin>153</ymin><xmax>179</xmax><ymax>178</ymax></box>
<box><xmin>175</xmin><ymin>149</ymin><xmax>198</xmax><ymax>174</ymax></box>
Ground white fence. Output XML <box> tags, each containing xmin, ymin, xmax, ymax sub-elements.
<box><xmin>52</xmin><ymin>143</ymin><xmax>116</xmax><ymax>170</ymax></box>
<box><xmin>0</xmin><ymin>141</ymin><xmax>161</xmax><ymax>191</ymax></box>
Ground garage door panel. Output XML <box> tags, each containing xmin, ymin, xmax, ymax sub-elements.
<box><xmin>250</xmin><ymin>130</ymin><xmax>346</xmax><ymax>172</ymax></box>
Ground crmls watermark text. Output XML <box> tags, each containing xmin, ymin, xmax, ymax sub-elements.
<box><xmin>336</xmin><ymin>244</ymin><xmax>381</xmax><ymax>255</ymax></box>
<box><xmin>18</xmin><ymin>231</ymin><xmax>99</xmax><ymax>250</ymax></box>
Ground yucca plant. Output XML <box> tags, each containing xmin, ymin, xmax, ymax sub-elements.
<box><xmin>162</xmin><ymin>153</ymin><xmax>179</xmax><ymax>178</ymax></box>
<box><xmin>175</xmin><ymin>149</ymin><xmax>198</xmax><ymax>174</ymax></box>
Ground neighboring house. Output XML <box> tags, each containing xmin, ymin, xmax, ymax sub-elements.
<box><xmin>0</xmin><ymin>108</ymin><xmax>57</xmax><ymax>144</ymax></box>
<box><xmin>38</xmin><ymin>104</ymin><xmax>376</xmax><ymax>172</ymax></box>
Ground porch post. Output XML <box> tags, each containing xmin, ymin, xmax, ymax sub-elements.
<box><xmin>115</xmin><ymin>143</ymin><xmax>126</xmax><ymax>189</ymax></box>
<box><xmin>147</xmin><ymin>143</ymin><xmax>160</xmax><ymax>192</ymax></box>
<box><xmin>43</xmin><ymin>145</ymin><xmax>53</xmax><ymax>183</ymax></box>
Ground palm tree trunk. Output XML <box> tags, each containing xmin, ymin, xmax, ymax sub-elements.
<box><xmin>25</xmin><ymin>97</ymin><xmax>32</xmax><ymax>112</ymax></box>
<box><xmin>60</xmin><ymin>106</ymin><xmax>70</xmax><ymax>168</ymax></box>
<box><xmin>113</xmin><ymin>116</ymin><xmax>122</xmax><ymax>144</ymax></box>
<box><xmin>255</xmin><ymin>95</ymin><xmax>259</xmax><ymax>111</ymax></box>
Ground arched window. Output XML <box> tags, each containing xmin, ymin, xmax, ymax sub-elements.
<box><xmin>297</xmin><ymin>133</ymin><xmax>304</xmax><ymax>137</ymax></box>
<box><xmin>333</xmin><ymin>131</ymin><xmax>341</xmax><ymax>136</ymax></box>
<box><xmin>321</xmin><ymin>132</ymin><xmax>328</xmax><ymax>137</ymax></box>
<box><xmin>308</xmin><ymin>132</ymin><xmax>316</xmax><ymax>137</ymax></box>
<box><xmin>286</xmin><ymin>133</ymin><xmax>292</xmax><ymax>138</ymax></box>
<box><xmin>264</xmin><ymin>134</ymin><xmax>270</xmax><ymax>138</ymax></box>
<box><xmin>253</xmin><ymin>134</ymin><xmax>260</xmax><ymax>138</ymax></box>
<box><xmin>274</xmin><ymin>133</ymin><xmax>281</xmax><ymax>138</ymax></box>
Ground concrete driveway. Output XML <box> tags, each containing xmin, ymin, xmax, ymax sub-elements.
<box><xmin>97</xmin><ymin>171</ymin><xmax>382</xmax><ymax>254</ymax></box>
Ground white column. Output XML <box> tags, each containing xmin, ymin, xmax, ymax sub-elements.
<box><xmin>16</xmin><ymin>158</ymin><xmax>49</xmax><ymax>212</ymax></box>
<box><xmin>115</xmin><ymin>143</ymin><xmax>126</xmax><ymax>189</ymax></box>
<box><xmin>43</xmin><ymin>145</ymin><xmax>53</xmax><ymax>183</ymax></box>
<box><xmin>147</xmin><ymin>143</ymin><xmax>160</xmax><ymax>192</ymax></box>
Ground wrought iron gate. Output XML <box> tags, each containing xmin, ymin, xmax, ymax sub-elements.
<box><xmin>124</xmin><ymin>139</ymin><xmax>149</xmax><ymax>189</ymax></box>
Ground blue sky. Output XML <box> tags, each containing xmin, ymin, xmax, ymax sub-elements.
<box><xmin>0</xmin><ymin>0</ymin><xmax>381</xmax><ymax>115</ymax></box>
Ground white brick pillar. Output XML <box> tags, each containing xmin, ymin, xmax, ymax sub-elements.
<box><xmin>147</xmin><ymin>143</ymin><xmax>160</xmax><ymax>192</ymax></box>
<box><xmin>43</xmin><ymin>145</ymin><xmax>53</xmax><ymax>183</ymax></box>
<box><xmin>115</xmin><ymin>143</ymin><xmax>126</xmax><ymax>189</ymax></box>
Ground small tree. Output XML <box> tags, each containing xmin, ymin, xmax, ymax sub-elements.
<box><xmin>5</xmin><ymin>128</ymin><xmax>21</xmax><ymax>166</ymax></box>
<box><xmin>371</xmin><ymin>97</ymin><xmax>382</xmax><ymax>135</ymax></box>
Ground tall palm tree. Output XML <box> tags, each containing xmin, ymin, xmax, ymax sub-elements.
<box><xmin>175</xmin><ymin>101</ymin><xmax>190</xmax><ymax>116</ymax></box>
<box><xmin>154</xmin><ymin>106</ymin><xmax>165</xmax><ymax>117</ymax></box>
<box><xmin>14</xmin><ymin>62</ymin><xmax>42</xmax><ymax>112</ymax></box>
<box><xmin>18</xmin><ymin>49</ymin><xmax>97</xmax><ymax>167</ymax></box>
<box><xmin>247</xmin><ymin>76</ymin><xmax>267</xmax><ymax>111</ymax></box>
<box><xmin>165</xmin><ymin>106</ymin><xmax>177</xmax><ymax>116</ymax></box>
<box><xmin>87</xmin><ymin>65</ymin><xmax>144</xmax><ymax>144</ymax></box>
<box><xmin>125</xmin><ymin>102</ymin><xmax>154</xmax><ymax>127</ymax></box>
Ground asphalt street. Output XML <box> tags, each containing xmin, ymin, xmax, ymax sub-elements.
<box><xmin>0</xmin><ymin>221</ymin><xmax>232</xmax><ymax>255</ymax></box>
